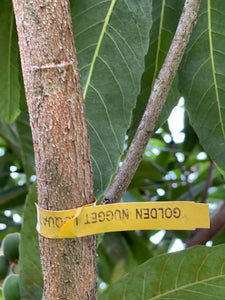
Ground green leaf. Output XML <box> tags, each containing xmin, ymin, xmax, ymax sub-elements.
<box><xmin>16</xmin><ymin>111</ymin><xmax>35</xmax><ymax>180</ymax></box>
<box><xmin>71</xmin><ymin>0</ymin><xmax>152</xmax><ymax>197</ymax></box>
<box><xmin>98</xmin><ymin>231</ymin><xmax>152</xmax><ymax>284</ymax></box>
<box><xmin>182</xmin><ymin>111</ymin><xmax>199</xmax><ymax>154</ymax></box>
<box><xmin>129</xmin><ymin>159</ymin><xmax>165</xmax><ymax>189</ymax></box>
<box><xmin>0</xmin><ymin>185</ymin><xmax>28</xmax><ymax>210</ymax></box>
<box><xmin>98</xmin><ymin>232</ymin><xmax>130</xmax><ymax>284</ymax></box>
<box><xmin>0</xmin><ymin>118</ymin><xmax>21</xmax><ymax>155</ymax></box>
<box><xmin>128</xmin><ymin>0</ymin><xmax>184</xmax><ymax>141</ymax></box>
<box><xmin>0</xmin><ymin>214</ymin><xmax>19</xmax><ymax>229</ymax></box>
<box><xmin>100</xmin><ymin>244</ymin><xmax>225</xmax><ymax>299</ymax></box>
<box><xmin>19</xmin><ymin>183</ymin><xmax>43</xmax><ymax>300</ymax></box>
<box><xmin>0</xmin><ymin>151</ymin><xmax>11</xmax><ymax>188</ymax></box>
<box><xmin>0</xmin><ymin>0</ymin><xmax>20</xmax><ymax>123</ymax></box>
<box><xmin>180</xmin><ymin>0</ymin><xmax>225</xmax><ymax>173</ymax></box>
<box><xmin>122</xmin><ymin>231</ymin><xmax>152</xmax><ymax>265</ymax></box>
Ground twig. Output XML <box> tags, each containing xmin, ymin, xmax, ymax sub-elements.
<box><xmin>171</xmin><ymin>141</ymin><xmax>195</xmax><ymax>202</ymax></box>
<box><xmin>186</xmin><ymin>201</ymin><xmax>225</xmax><ymax>247</ymax></box>
<box><xmin>101</xmin><ymin>0</ymin><xmax>201</xmax><ymax>205</ymax></box>
<box><xmin>201</xmin><ymin>159</ymin><xmax>215</xmax><ymax>203</ymax></box>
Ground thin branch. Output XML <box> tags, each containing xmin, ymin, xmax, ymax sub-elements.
<box><xmin>186</xmin><ymin>201</ymin><xmax>225</xmax><ymax>247</ymax></box>
<box><xmin>102</xmin><ymin>0</ymin><xmax>201</xmax><ymax>205</ymax></box>
<box><xmin>201</xmin><ymin>159</ymin><xmax>215</xmax><ymax>203</ymax></box>
<box><xmin>171</xmin><ymin>141</ymin><xmax>195</xmax><ymax>202</ymax></box>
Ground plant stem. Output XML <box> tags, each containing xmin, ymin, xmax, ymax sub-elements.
<box><xmin>12</xmin><ymin>0</ymin><xmax>97</xmax><ymax>299</ymax></box>
<box><xmin>102</xmin><ymin>0</ymin><xmax>202</xmax><ymax>205</ymax></box>
<box><xmin>186</xmin><ymin>201</ymin><xmax>225</xmax><ymax>247</ymax></box>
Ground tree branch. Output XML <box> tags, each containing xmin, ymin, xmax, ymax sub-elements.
<box><xmin>186</xmin><ymin>201</ymin><xmax>225</xmax><ymax>247</ymax></box>
<box><xmin>102</xmin><ymin>0</ymin><xmax>201</xmax><ymax>205</ymax></box>
<box><xmin>201</xmin><ymin>159</ymin><xmax>215</xmax><ymax>203</ymax></box>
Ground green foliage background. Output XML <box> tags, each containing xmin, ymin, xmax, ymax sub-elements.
<box><xmin>0</xmin><ymin>0</ymin><xmax>225</xmax><ymax>299</ymax></box>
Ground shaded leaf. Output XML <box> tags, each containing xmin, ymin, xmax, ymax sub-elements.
<box><xmin>98</xmin><ymin>231</ymin><xmax>152</xmax><ymax>285</ymax></box>
<box><xmin>100</xmin><ymin>244</ymin><xmax>225</xmax><ymax>299</ymax></box>
<box><xmin>16</xmin><ymin>111</ymin><xmax>35</xmax><ymax>180</ymax></box>
<box><xmin>0</xmin><ymin>185</ymin><xmax>28</xmax><ymax>210</ymax></box>
<box><xmin>18</xmin><ymin>62</ymin><xmax>27</xmax><ymax>112</ymax></box>
<box><xmin>71</xmin><ymin>0</ymin><xmax>152</xmax><ymax>197</ymax></box>
<box><xmin>0</xmin><ymin>151</ymin><xmax>12</xmax><ymax>188</ymax></box>
<box><xmin>0</xmin><ymin>0</ymin><xmax>20</xmax><ymax>123</ymax></box>
<box><xmin>182</xmin><ymin>111</ymin><xmax>199</xmax><ymax>154</ymax></box>
<box><xmin>129</xmin><ymin>159</ymin><xmax>165</xmax><ymax>189</ymax></box>
<box><xmin>213</xmin><ymin>226</ymin><xmax>225</xmax><ymax>246</ymax></box>
<box><xmin>98</xmin><ymin>232</ymin><xmax>130</xmax><ymax>284</ymax></box>
<box><xmin>0</xmin><ymin>215</ymin><xmax>17</xmax><ymax>227</ymax></box>
<box><xmin>128</xmin><ymin>0</ymin><xmax>184</xmax><ymax>142</ymax></box>
<box><xmin>0</xmin><ymin>118</ymin><xmax>21</xmax><ymax>155</ymax></box>
<box><xmin>180</xmin><ymin>1</ymin><xmax>225</xmax><ymax>172</ymax></box>
<box><xmin>19</xmin><ymin>183</ymin><xmax>43</xmax><ymax>300</ymax></box>
<box><xmin>123</xmin><ymin>231</ymin><xmax>152</xmax><ymax>265</ymax></box>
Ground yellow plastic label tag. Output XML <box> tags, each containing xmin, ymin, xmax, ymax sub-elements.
<box><xmin>36</xmin><ymin>201</ymin><xmax>209</xmax><ymax>239</ymax></box>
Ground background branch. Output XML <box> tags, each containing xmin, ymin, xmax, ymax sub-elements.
<box><xmin>201</xmin><ymin>159</ymin><xmax>215</xmax><ymax>203</ymax></box>
<box><xmin>186</xmin><ymin>201</ymin><xmax>225</xmax><ymax>247</ymax></box>
<box><xmin>102</xmin><ymin>0</ymin><xmax>201</xmax><ymax>205</ymax></box>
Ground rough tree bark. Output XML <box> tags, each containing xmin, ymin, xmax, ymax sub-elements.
<box><xmin>12</xmin><ymin>1</ymin><xmax>97</xmax><ymax>299</ymax></box>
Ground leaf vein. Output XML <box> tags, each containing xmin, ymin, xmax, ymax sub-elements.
<box><xmin>208</xmin><ymin>0</ymin><xmax>225</xmax><ymax>138</ymax></box>
<box><xmin>83</xmin><ymin>0</ymin><xmax>117</xmax><ymax>99</ymax></box>
<box><xmin>105</xmin><ymin>31</ymin><xmax>136</xmax><ymax>87</ymax></box>
<box><xmin>87</xmin><ymin>120</ymin><xmax>114</xmax><ymax>168</ymax></box>
<box><xmin>89</xmin><ymin>83</ymin><xmax>120</xmax><ymax>148</ymax></box>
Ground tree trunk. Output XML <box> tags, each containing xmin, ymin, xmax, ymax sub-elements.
<box><xmin>12</xmin><ymin>1</ymin><xmax>97</xmax><ymax>299</ymax></box>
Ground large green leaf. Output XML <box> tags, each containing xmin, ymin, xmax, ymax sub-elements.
<box><xmin>71</xmin><ymin>0</ymin><xmax>152</xmax><ymax>197</ymax></box>
<box><xmin>0</xmin><ymin>0</ymin><xmax>20</xmax><ymax>123</ymax></box>
<box><xmin>180</xmin><ymin>0</ymin><xmax>225</xmax><ymax>172</ymax></box>
<box><xmin>100</xmin><ymin>244</ymin><xmax>225</xmax><ymax>299</ymax></box>
<box><xmin>128</xmin><ymin>0</ymin><xmax>184</xmax><ymax>141</ymax></box>
<box><xmin>19</xmin><ymin>183</ymin><xmax>43</xmax><ymax>300</ymax></box>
